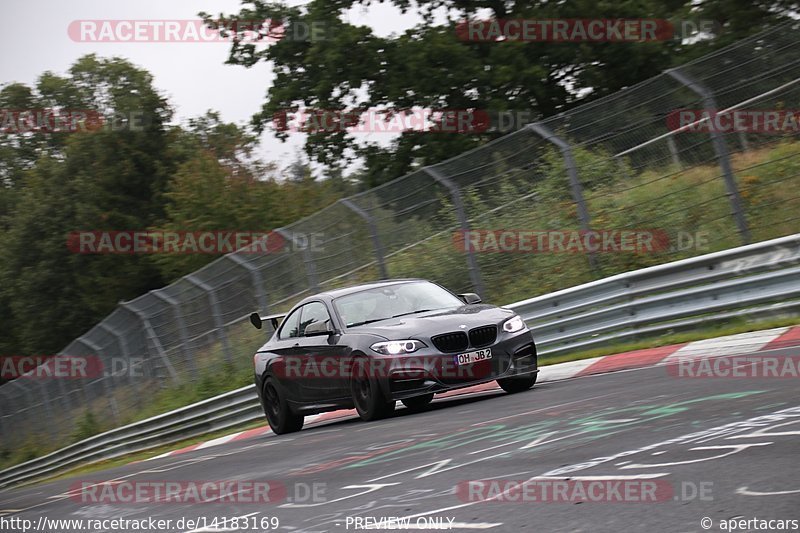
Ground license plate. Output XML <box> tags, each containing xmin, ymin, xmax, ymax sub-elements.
<box><xmin>455</xmin><ymin>348</ymin><xmax>492</xmax><ymax>365</ymax></box>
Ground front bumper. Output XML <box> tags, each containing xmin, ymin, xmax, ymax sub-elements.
<box><xmin>375</xmin><ymin>329</ymin><xmax>538</xmax><ymax>400</ymax></box>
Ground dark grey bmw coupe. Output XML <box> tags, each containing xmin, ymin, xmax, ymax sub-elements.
<box><xmin>250</xmin><ymin>279</ymin><xmax>538</xmax><ymax>434</ymax></box>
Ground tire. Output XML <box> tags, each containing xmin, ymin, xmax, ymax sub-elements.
<box><xmin>262</xmin><ymin>377</ymin><xmax>304</xmax><ymax>434</ymax></box>
<box><xmin>401</xmin><ymin>393</ymin><xmax>434</xmax><ymax>411</ymax></box>
<box><xmin>350</xmin><ymin>357</ymin><xmax>396</xmax><ymax>421</ymax></box>
<box><xmin>497</xmin><ymin>372</ymin><xmax>537</xmax><ymax>394</ymax></box>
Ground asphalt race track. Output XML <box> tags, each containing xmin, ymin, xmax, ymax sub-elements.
<box><xmin>2</xmin><ymin>345</ymin><xmax>799</xmax><ymax>533</ymax></box>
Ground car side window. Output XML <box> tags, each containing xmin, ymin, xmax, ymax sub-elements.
<box><xmin>278</xmin><ymin>307</ymin><xmax>302</xmax><ymax>339</ymax></box>
<box><xmin>299</xmin><ymin>301</ymin><xmax>331</xmax><ymax>336</ymax></box>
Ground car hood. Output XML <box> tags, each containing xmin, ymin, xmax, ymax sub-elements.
<box><xmin>351</xmin><ymin>304</ymin><xmax>517</xmax><ymax>340</ymax></box>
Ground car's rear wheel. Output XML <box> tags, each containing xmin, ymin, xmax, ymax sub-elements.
<box><xmin>351</xmin><ymin>357</ymin><xmax>395</xmax><ymax>421</ymax></box>
<box><xmin>401</xmin><ymin>393</ymin><xmax>434</xmax><ymax>411</ymax></box>
<box><xmin>262</xmin><ymin>377</ymin><xmax>304</xmax><ymax>434</ymax></box>
<box><xmin>497</xmin><ymin>373</ymin><xmax>537</xmax><ymax>393</ymax></box>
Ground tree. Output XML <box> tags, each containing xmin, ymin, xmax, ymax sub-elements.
<box><xmin>151</xmin><ymin>113</ymin><xmax>350</xmax><ymax>280</ymax></box>
<box><xmin>0</xmin><ymin>56</ymin><xmax>353</xmax><ymax>362</ymax></box>
<box><xmin>204</xmin><ymin>0</ymin><xmax>797</xmax><ymax>185</ymax></box>
<box><xmin>0</xmin><ymin>55</ymin><xmax>175</xmax><ymax>354</ymax></box>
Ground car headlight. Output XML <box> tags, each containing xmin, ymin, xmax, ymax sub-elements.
<box><xmin>503</xmin><ymin>315</ymin><xmax>526</xmax><ymax>333</ymax></box>
<box><xmin>370</xmin><ymin>340</ymin><xmax>427</xmax><ymax>355</ymax></box>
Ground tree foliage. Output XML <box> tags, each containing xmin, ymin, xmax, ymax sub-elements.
<box><xmin>0</xmin><ymin>56</ymin><xmax>348</xmax><ymax>359</ymax></box>
<box><xmin>204</xmin><ymin>0</ymin><xmax>797</xmax><ymax>185</ymax></box>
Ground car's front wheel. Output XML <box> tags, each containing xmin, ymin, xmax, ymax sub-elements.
<box><xmin>497</xmin><ymin>373</ymin><xmax>537</xmax><ymax>393</ymax></box>
<box><xmin>351</xmin><ymin>357</ymin><xmax>396</xmax><ymax>421</ymax></box>
<box><xmin>401</xmin><ymin>393</ymin><xmax>434</xmax><ymax>411</ymax></box>
<box><xmin>262</xmin><ymin>377</ymin><xmax>304</xmax><ymax>434</ymax></box>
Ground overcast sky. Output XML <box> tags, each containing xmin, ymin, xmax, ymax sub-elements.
<box><xmin>1</xmin><ymin>0</ymin><xmax>431</xmax><ymax>171</ymax></box>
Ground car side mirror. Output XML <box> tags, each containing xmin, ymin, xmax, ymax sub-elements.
<box><xmin>458</xmin><ymin>293</ymin><xmax>482</xmax><ymax>304</ymax></box>
<box><xmin>305</xmin><ymin>320</ymin><xmax>334</xmax><ymax>336</ymax></box>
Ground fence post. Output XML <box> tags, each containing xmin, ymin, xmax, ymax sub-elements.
<box><xmin>666</xmin><ymin>67</ymin><xmax>751</xmax><ymax>244</ymax></box>
<box><xmin>613</xmin><ymin>155</ymin><xmax>631</xmax><ymax>180</ymax></box>
<box><xmin>0</xmin><ymin>394</ymin><xmax>7</xmax><ymax>443</ymax></box>
<box><xmin>76</xmin><ymin>337</ymin><xmax>121</xmax><ymax>425</ymax></box>
<box><xmin>8</xmin><ymin>381</ymin><xmax>36</xmax><ymax>443</ymax></box>
<box><xmin>274</xmin><ymin>228</ymin><xmax>320</xmax><ymax>293</ymax></box>
<box><xmin>60</xmin><ymin>352</ymin><xmax>91</xmax><ymax>407</ymax></box>
<box><xmin>224</xmin><ymin>253</ymin><xmax>271</xmax><ymax>310</ymax></box>
<box><xmin>339</xmin><ymin>198</ymin><xmax>389</xmax><ymax>279</ymax></box>
<box><xmin>33</xmin><ymin>378</ymin><xmax>59</xmax><ymax>440</ymax></box>
<box><xmin>423</xmin><ymin>166</ymin><xmax>486</xmax><ymax>297</ymax></box>
<box><xmin>526</xmin><ymin>122</ymin><xmax>599</xmax><ymax>273</ymax></box>
<box><xmin>14</xmin><ymin>369</ymin><xmax>57</xmax><ymax>440</ymax></box>
<box><xmin>99</xmin><ymin>323</ymin><xmax>142</xmax><ymax>407</ymax></box>
<box><xmin>10</xmin><ymin>375</ymin><xmax>56</xmax><ymax>440</ymax></box>
<box><xmin>149</xmin><ymin>289</ymin><xmax>198</xmax><ymax>380</ymax></box>
<box><xmin>666</xmin><ymin>136</ymin><xmax>682</xmax><ymax>168</ymax></box>
<box><xmin>52</xmin><ymin>358</ymin><xmax>74</xmax><ymax>413</ymax></box>
<box><xmin>119</xmin><ymin>302</ymin><xmax>178</xmax><ymax>384</ymax></box>
<box><xmin>739</xmin><ymin>131</ymin><xmax>750</xmax><ymax>152</ymax></box>
<box><xmin>185</xmin><ymin>275</ymin><xmax>233</xmax><ymax>364</ymax></box>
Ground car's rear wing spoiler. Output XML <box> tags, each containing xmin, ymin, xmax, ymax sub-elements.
<box><xmin>249</xmin><ymin>312</ymin><xmax>286</xmax><ymax>330</ymax></box>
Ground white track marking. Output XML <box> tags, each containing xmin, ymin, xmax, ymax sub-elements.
<box><xmin>195</xmin><ymin>434</ymin><xmax>240</xmax><ymax>450</ymax></box>
<box><xmin>364</xmin><ymin>522</ymin><xmax>502</xmax><ymax>530</ymax></box>
<box><xmin>619</xmin><ymin>443</ymin><xmax>773</xmax><ymax>469</ymax></box>
<box><xmin>280</xmin><ymin>484</ymin><xmax>401</xmax><ymax>508</ymax></box>
<box><xmin>663</xmin><ymin>328</ymin><xmax>788</xmax><ymax>363</ymax></box>
<box><xmin>537</xmin><ymin>474</ymin><xmax>670</xmax><ymax>480</ymax></box>
<box><xmin>736</xmin><ymin>486</ymin><xmax>800</xmax><ymax>496</ymax></box>
<box><xmin>725</xmin><ymin>419</ymin><xmax>800</xmax><ymax>439</ymax></box>
<box><xmin>539</xmin><ymin>357</ymin><xmax>602</xmax><ymax>381</ymax></box>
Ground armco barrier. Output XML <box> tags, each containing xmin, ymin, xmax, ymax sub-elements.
<box><xmin>1</xmin><ymin>233</ymin><xmax>799</xmax><ymax>489</ymax></box>
<box><xmin>511</xmin><ymin>233</ymin><xmax>800</xmax><ymax>354</ymax></box>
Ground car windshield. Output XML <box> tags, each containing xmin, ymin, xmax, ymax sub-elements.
<box><xmin>334</xmin><ymin>281</ymin><xmax>464</xmax><ymax>328</ymax></box>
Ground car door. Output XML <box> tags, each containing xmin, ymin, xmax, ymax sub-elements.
<box><xmin>270</xmin><ymin>306</ymin><xmax>304</xmax><ymax>400</ymax></box>
<box><xmin>293</xmin><ymin>301</ymin><xmax>349</xmax><ymax>402</ymax></box>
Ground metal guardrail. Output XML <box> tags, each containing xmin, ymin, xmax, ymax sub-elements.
<box><xmin>0</xmin><ymin>385</ymin><xmax>261</xmax><ymax>489</ymax></box>
<box><xmin>512</xmin><ymin>233</ymin><xmax>800</xmax><ymax>354</ymax></box>
<box><xmin>1</xmin><ymin>234</ymin><xmax>799</xmax><ymax>489</ymax></box>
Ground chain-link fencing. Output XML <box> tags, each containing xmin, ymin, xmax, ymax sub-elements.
<box><xmin>2</xmin><ymin>20</ymin><xmax>799</xmax><ymax>450</ymax></box>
